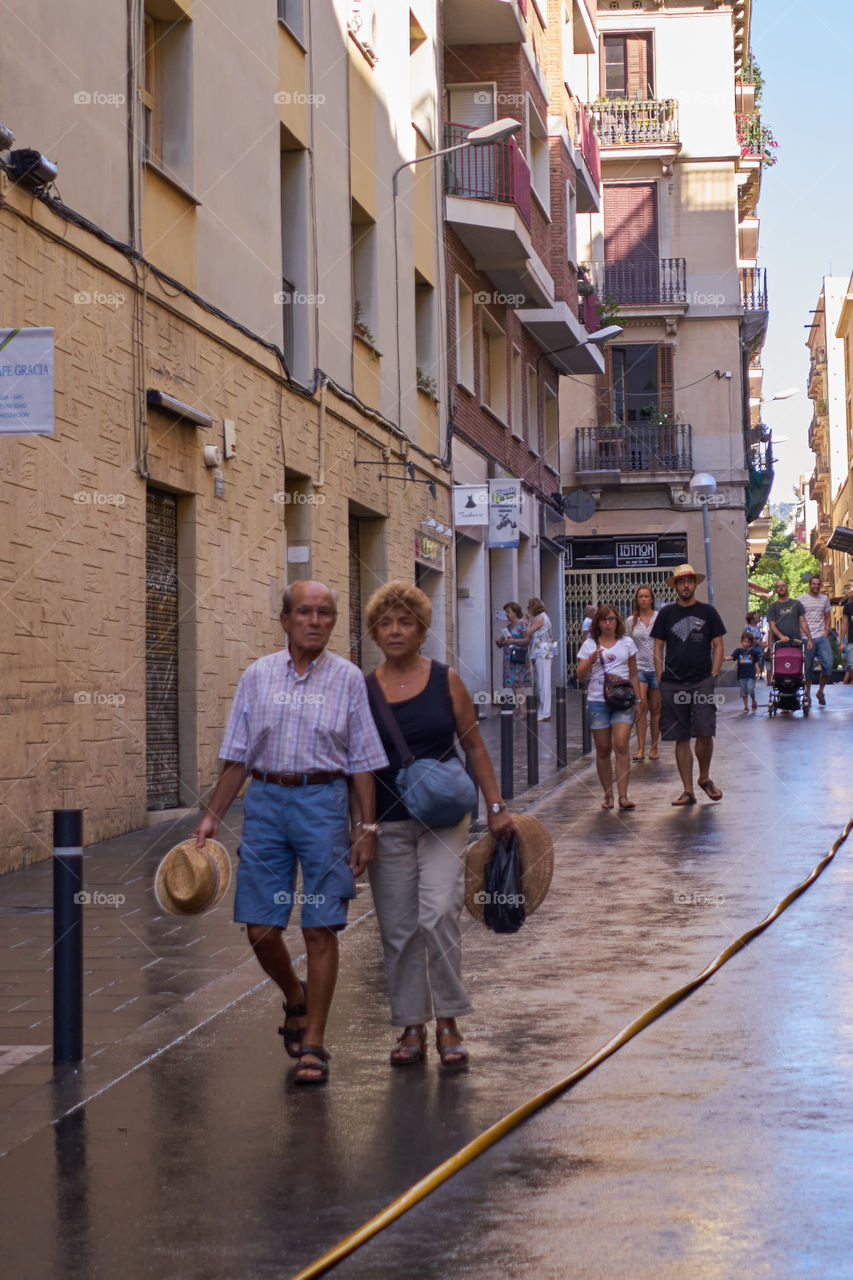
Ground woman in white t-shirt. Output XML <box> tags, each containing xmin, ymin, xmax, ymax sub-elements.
<box><xmin>625</xmin><ymin>584</ymin><xmax>660</xmax><ymax>762</ymax></box>
<box><xmin>576</xmin><ymin>604</ymin><xmax>642</xmax><ymax>810</ymax></box>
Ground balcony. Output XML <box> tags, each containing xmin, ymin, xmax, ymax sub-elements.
<box><xmin>740</xmin><ymin>266</ymin><xmax>768</xmax><ymax>360</ymax></box>
<box><xmin>518</xmin><ymin>301</ymin><xmax>604</xmax><ymax>375</ymax></box>
<box><xmin>443</xmin><ymin>0</ymin><xmax>525</xmax><ymax>44</ymax></box>
<box><xmin>584</xmin><ymin>99</ymin><xmax>680</xmax><ymax>155</ymax></box>
<box><xmin>576</xmin><ymin>422</ymin><xmax>693</xmax><ymax>477</ymax></box>
<box><xmin>574</xmin><ymin>105</ymin><xmax>601</xmax><ymax>213</ymax></box>
<box><xmin>808</xmin><ymin>456</ymin><xmax>830</xmax><ymax>501</ymax></box>
<box><xmin>582</xmin><ymin>258</ymin><xmax>687</xmax><ymax>308</ymax></box>
<box><xmin>444</xmin><ymin>124</ymin><xmax>552</xmax><ymax>308</ymax></box>
<box><xmin>747</xmin><ymin>439</ymin><xmax>774</xmax><ymax>522</ymax></box>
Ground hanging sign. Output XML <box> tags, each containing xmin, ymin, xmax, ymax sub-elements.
<box><xmin>488</xmin><ymin>478</ymin><xmax>521</xmax><ymax>549</ymax></box>
<box><xmin>415</xmin><ymin>533</ymin><xmax>444</xmax><ymax>571</ymax></box>
<box><xmin>452</xmin><ymin>484</ymin><xmax>489</xmax><ymax>526</ymax></box>
<box><xmin>0</xmin><ymin>328</ymin><xmax>55</xmax><ymax>435</ymax></box>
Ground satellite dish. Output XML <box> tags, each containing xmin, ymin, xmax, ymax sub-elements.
<box><xmin>561</xmin><ymin>489</ymin><xmax>596</xmax><ymax>523</ymax></box>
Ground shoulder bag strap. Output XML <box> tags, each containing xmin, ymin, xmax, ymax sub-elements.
<box><xmin>366</xmin><ymin>672</ymin><xmax>415</xmax><ymax>767</ymax></box>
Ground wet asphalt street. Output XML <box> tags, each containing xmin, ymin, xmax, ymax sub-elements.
<box><xmin>1</xmin><ymin>686</ymin><xmax>852</xmax><ymax>1279</ymax></box>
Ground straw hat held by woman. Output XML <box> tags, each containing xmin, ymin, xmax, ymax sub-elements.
<box><xmin>363</xmin><ymin>581</ymin><xmax>514</xmax><ymax>1069</ymax></box>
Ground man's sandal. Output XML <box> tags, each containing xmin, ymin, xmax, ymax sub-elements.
<box><xmin>618</xmin><ymin>797</ymin><xmax>636</xmax><ymax>810</ymax></box>
<box><xmin>698</xmin><ymin>778</ymin><xmax>723</xmax><ymax>801</ymax></box>
<box><xmin>277</xmin><ymin>979</ymin><xmax>308</xmax><ymax>1059</ymax></box>
<box><xmin>436</xmin><ymin>1026</ymin><xmax>469</xmax><ymax>1070</ymax></box>
<box><xmin>390</xmin><ymin>1025</ymin><xmax>426</xmax><ymax>1066</ymax></box>
<box><xmin>293</xmin><ymin>1043</ymin><xmax>330</xmax><ymax>1086</ymax></box>
<box><xmin>601</xmin><ymin>794</ymin><xmax>614</xmax><ymax>810</ymax></box>
<box><xmin>671</xmin><ymin>791</ymin><xmax>696</xmax><ymax>806</ymax></box>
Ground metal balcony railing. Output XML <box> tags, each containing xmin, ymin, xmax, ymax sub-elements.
<box><xmin>583</xmin><ymin>258</ymin><xmax>687</xmax><ymax>306</ymax></box>
<box><xmin>575</xmin><ymin>104</ymin><xmax>601</xmax><ymax>189</ymax></box>
<box><xmin>576</xmin><ymin>423</ymin><xmax>693</xmax><ymax>473</ymax></box>
<box><xmin>280</xmin><ymin>277</ymin><xmax>294</xmax><ymax>370</ymax></box>
<box><xmin>584</xmin><ymin>98</ymin><xmax>679</xmax><ymax>147</ymax></box>
<box><xmin>444</xmin><ymin>123</ymin><xmax>532</xmax><ymax>228</ymax></box>
<box><xmin>819</xmin><ymin>513</ymin><xmax>832</xmax><ymax>532</ymax></box>
<box><xmin>740</xmin><ymin>266</ymin><xmax>767</xmax><ymax>311</ymax></box>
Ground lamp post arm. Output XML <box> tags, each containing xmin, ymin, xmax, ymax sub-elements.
<box><xmin>392</xmin><ymin>141</ymin><xmax>473</xmax><ymax>195</ymax></box>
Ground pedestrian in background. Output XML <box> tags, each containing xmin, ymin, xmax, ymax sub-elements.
<box><xmin>841</xmin><ymin>594</ymin><xmax>853</xmax><ymax>683</ymax></box>
<box><xmin>652</xmin><ymin>565</ymin><xmax>725</xmax><ymax>806</ymax></box>
<box><xmin>193</xmin><ymin>581</ymin><xmax>388</xmax><ymax>1086</ymax></box>
<box><xmin>526</xmin><ymin>597</ymin><xmax>556</xmax><ymax>721</ymax></box>
<box><xmin>730</xmin><ymin>631</ymin><xmax>762</xmax><ymax>712</ymax></box>
<box><xmin>744</xmin><ymin>611</ymin><xmax>765</xmax><ymax>680</ymax></box>
<box><xmin>625</xmin><ymin>584</ymin><xmax>660</xmax><ymax>761</ymax></box>
<box><xmin>798</xmin><ymin>574</ymin><xmax>833</xmax><ymax>706</ymax></box>
<box><xmin>576</xmin><ymin>605</ymin><xmax>641</xmax><ymax>810</ymax></box>
<box><xmin>364</xmin><ymin>581</ymin><xmax>513</xmax><ymax>1070</ymax></box>
<box><xmin>495</xmin><ymin>601</ymin><xmax>531</xmax><ymax>715</ymax></box>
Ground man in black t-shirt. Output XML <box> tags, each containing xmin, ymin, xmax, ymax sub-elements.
<box><xmin>766</xmin><ymin>579</ymin><xmax>811</xmax><ymax>647</ymax></box>
<box><xmin>652</xmin><ymin>564</ymin><xmax>726</xmax><ymax>806</ymax></box>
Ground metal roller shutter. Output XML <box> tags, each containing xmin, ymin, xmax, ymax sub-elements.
<box><xmin>146</xmin><ymin>489</ymin><xmax>179</xmax><ymax>810</ymax></box>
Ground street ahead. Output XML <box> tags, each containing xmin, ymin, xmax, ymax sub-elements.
<box><xmin>1</xmin><ymin>686</ymin><xmax>852</xmax><ymax>1279</ymax></box>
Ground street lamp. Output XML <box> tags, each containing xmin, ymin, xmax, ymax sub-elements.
<box><xmin>689</xmin><ymin>471</ymin><xmax>717</xmax><ymax>606</ymax></box>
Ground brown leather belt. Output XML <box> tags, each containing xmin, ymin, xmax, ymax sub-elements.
<box><xmin>251</xmin><ymin>769</ymin><xmax>345</xmax><ymax>787</ymax></box>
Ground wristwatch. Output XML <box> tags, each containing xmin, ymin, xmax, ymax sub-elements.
<box><xmin>489</xmin><ymin>802</ymin><xmax>507</xmax><ymax>814</ymax></box>
<box><xmin>356</xmin><ymin>821</ymin><xmax>379</xmax><ymax>835</ymax></box>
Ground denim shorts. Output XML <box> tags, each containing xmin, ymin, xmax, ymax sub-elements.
<box><xmin>638</xmin><ymin>668</ymin><xmax>659</xmax><ymax>690</ymax></box>
<box><xmin>738</xmin><ymin>677</ymin><xmax>756</xmax><ymax>696</ymax></box>
<box><xmin>234</xmin><ymin>777</ymin><xmax>355</xmax><ymax>930</ymax></box>
<box><xmin>804</xmin><ymin>636</ymin><xmax>834</xmax><ymax>680</ymax></box>
<box><xmin>587</xmin><ymin>700</ymin><xmax>635</xmax><ymax>731</ymax></box>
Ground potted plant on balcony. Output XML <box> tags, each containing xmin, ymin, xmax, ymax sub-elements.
<box><xmin>353</xmin><ymin>299</ymin><xmax>379</xmax><ymax>361</ymax></box>
<box><xmin>416</xmin><ymin>367</ymin><xmax>438</xmax><ymax>401</ymax></box>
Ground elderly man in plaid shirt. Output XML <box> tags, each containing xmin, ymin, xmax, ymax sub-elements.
<box><xmin>194</xmin><ymin>580</ymin><xmax>387</xmax><ymax>1085</ymax></box>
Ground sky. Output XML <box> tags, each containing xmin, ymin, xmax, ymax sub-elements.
<box><xmin>751</xmin><ymin>0</ymin><xmax>853</xmax><ymax>504</ymax></box>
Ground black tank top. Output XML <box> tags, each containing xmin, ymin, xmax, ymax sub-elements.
<box><xmin>368</xmin><ymin>661</ymin><xmax>458</xmax><ymax>822</ymax></box>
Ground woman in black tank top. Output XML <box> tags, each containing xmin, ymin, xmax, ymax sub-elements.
<box><xmin>363</xmin><ymin>581</ymin><xmax>514</xmax><ymax>1069</ymax></box>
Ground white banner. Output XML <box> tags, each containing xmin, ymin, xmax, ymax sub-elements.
<box><xmin>488</xmin><ymin>478</ymin><xmax>522</xmax><ymax>548</ymax></box>
<box><xmin>0</xmin><ymin>328</ymin><xmax>55</xmax><ymax>435</ymax></box>
<box><xmin>453</xmin><ymin>484</ymin><xmax>489</xmax><ymax>526</ymax></box>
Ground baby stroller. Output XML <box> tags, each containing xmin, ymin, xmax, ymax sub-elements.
<box><xmin>767</xmin><ymin>641</ymin><xmax>808</xmax><ymax>716</ymax></box>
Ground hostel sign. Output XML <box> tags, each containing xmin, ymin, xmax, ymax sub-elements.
<box><xmin>488</xmin><ymin>479</ymin><xmax>521</xmax><ymax>549</ymax></box>
<box><xmin>0</xmin><ymin>328</ymin><xmax>55</xmax><ymax>435</ymax></box>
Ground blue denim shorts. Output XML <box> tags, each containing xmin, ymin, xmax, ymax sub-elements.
<box><xmin>805</xmin><ymin>636</ymin><xmax>834</xmax><ymax>680</ymax></box>
<box><xmin>738</xmin><ymin>677</ymin><xmax>756</xmax><ymax>696</ymax></box>
<box><xmin>234</xmin><ymin>777</ymin><xmax>355</xmax><ymax>930</ymax></box>
<box><xmin>587</xmin><ymin>700</ymin><xmax>635</xmax><ymax>731</ymax></box>
<box><xmin>638</xmin><ymin>668</ymin><xmax>659</xmax><ymax>690</ymax></box>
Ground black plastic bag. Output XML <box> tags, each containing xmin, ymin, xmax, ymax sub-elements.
<box><xmin>483</xmin><ymin>832</ymin><xmax>526</xmax><ymax>934</ymax></box>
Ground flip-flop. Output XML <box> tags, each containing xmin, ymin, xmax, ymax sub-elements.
<box><xmin>632</xmin><ymin>753</ymin><xmax>645</xmax><ymax>762</ymax></box>
<box><xmin>601</xmin><ymin>795</ymin><xmax>614</xmax><ymax>810</ymax></box>
<box><xmin>618</xmin><ymin>798</ymin><xmax>636</xmax><ymax>810</ymax></box>
<box><xmin>671</xmin><ymin>791</ymin><xmax>696</xmax><ymax>806</ymax></box>
<box><xmin>698</xmin><ymin>778</ymin><xmax>723</xmax><ymax>801</ymax></box>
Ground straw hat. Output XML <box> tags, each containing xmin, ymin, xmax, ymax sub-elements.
<box><xmin>464</xmin><ymin>814</ymin><xmax>554</xmax><ymax>921</ymax></box>
<box><xmin>154</xmin><ymin>839</ymin><xmax>232</xmax><ymax>916</ymax></box>
<box><xmin>666</xmin><ymin>562</ymin><xmax>706</xmax><ymax>589</ymax></box>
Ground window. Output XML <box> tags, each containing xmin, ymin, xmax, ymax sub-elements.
<box><xmin>142</xmin><ymin>5</ymin><xmax>193</xmax><ymax>184</ymax></box>
<box><xmin>456</xmin><ymin>279</ymin><xmax>474</xmax><ymax>390</ymax></box>
<box><xmin>605</xmin><ymin>344</ymin><xmax>674</xmax><ymax>425</ymax></box>
<box><xmin>527</xmin><ymin>364</ymin><xmax>539</xmax><ymax>450</ymax></box>
<box><xmin>603</xmin><ymin>182</ymin><xmax>659</xmax><ymax>303</ymax></box>
<box><xmin>278</xmin><ymin>0</ymin><xmax>305</xmax><ymax>44</ymax></box>
<box><xmin>566</xmin><ymin>180</ymin><xmax>578</xmax><ymax>266</ymax></box>
<box><xmin>352</xmin><ymin>199</ymin><xmax>378</xmax><ymax>348</ymax></box>
<box><xmin>527</xmin><ymin>97</ymin><xmax>550</xmax><ymax>213</ymax></box>
<box><xmin>415</xmin><ymin>277</ymin><xmax>436</xmax><ymax>394</ymax></box>
<box><xmin>543</xmin><ymin>385</ymin><xmax>559</xmax><ymax>471</ymax></box>
<box><xmin>602</xmin><ymin>33</ymin><xmax>653</xmax><ymax>100</ymax></box>
<box><xmin>511</xmin><ymin>348</ymin><xmax>523</xmax><ymax>438</ymax></box>
<box><xmin>481</xmin><ymin>311</ymin><xmax>507</xmax><ymax>422</ymax></box>
<box><xmin>281</xmin><ymin>139</ymin><xmax>311</xmax><ymax>379</ymax></box>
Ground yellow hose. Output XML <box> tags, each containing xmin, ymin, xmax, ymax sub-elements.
<box><xmin>290</xmin><ymin>816</ymin><xmax>853</xmax><ymax>1280</ymax></box>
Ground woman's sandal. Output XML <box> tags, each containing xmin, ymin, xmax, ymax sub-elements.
<box><xmin>601</xmin><ymin>794</ymin><xmax>614</xmax><ymax>810</ymax></box>
<box><xmin>618</xmin><ymin>797</ymin><xmax>636</xmax><ymax>810</ymax></box>
<box><xmin>632</xmin><ymin>752</ymin><xmax>645</xmax><ymax>762</ymax></box>
<box><xmin>278</xmin><ymin>979</ymin><xmax>308</xmax><ymax>1059</ymax></box>
<box><xmin>698</xmin><ymin>778</ymin><xmax>723</xmax><ymax>801</ymax></box>
<box><xmin>649</xmin><ymin>748</ymin><xmax>659</xmax><ymax>760</ymax></box>
<box><xmin>390</xmin><ymin>1025</ymin><xmax>426</xmax><ymax>1066</ymax></box>
<box><xmin>436</xmin><ymin>1026</ymin><xmax>469</xmax><ymax>1070</ymax></box>
<box><xmin>671</xmin><ymin>791</ymin><xmax>696</xmax><ymax>806</ymax></box>
<box><xmin>293</xmin><ymin>1043</ymin><xmax>330</xmax><ymax>1086</ymax></box>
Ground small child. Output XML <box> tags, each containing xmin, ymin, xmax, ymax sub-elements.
<box><xmin>731</xmin><ymin>632</ymin><xmax>762</xmax><ymax>711</ymax></box>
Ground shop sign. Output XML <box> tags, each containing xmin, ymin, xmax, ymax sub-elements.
<box><xmin>415</xmin><ymin>533</ymin><xmax>444</xmax><ymax>570</ymax></box>
<box><xmin>453</xmin><ymin>485</ymin><xmax>489</xmax><ymax>526</ymax></box>
<box><xmin>0</xmin><ymin>328</ymin><xmax>54</xmax><ymax>435</ymax></box>
<box><xmin>488</xmin><ymin>479</ymin><xmax>521</xmax><ymax>549</ymax></box>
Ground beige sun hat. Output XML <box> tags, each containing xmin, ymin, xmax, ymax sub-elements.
<box><xmin>666</xmin><ymin>562</ymin><xmax>706</xmax><ymax>589</ymax></box>
<box><xmin>464</xmin><ymin>814</ymin><xmax>554</xmax><ymax>921</ymax></box>
<box><xmin>154</xmin><ymin>839</ymin><xmax>232</xmax><ymax>916</ymax></box>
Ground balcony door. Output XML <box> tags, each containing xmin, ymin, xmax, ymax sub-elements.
<box><xmin>446</xmin><ymin>85</ymin><xmax>496</xmax><ymax>199</ymax></box>
<box><xmin>601</xmin><ymin>33</ymin><xmax>653</xmax><ymax>99</ymax></box>
<box><xmin>604</xmin><ymin>182</ymin><xmax>659</xmax><ymax>304</ymax></box>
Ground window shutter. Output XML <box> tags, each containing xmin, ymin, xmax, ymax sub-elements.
<box><xmin>626</xmin><ymin>35</ymin><xmax>652</xmax><ymax>99</ymax></box>
<box><xmin>604</xmin><ymin>184</ymin><xmax>658</xmax><ymax>261</ymax></box>
<box><xmin>658</xmin><ymin>344</ymin><xmax>674</xmax><ymax>417</ymax></box>
<box><xmin>595</xmin><ymin>348</ymin><xmax>613</xmax><ymax>427</ymax></box>
<box><xmin>447</xmin><ymin>86</ymin><xmax>495</xmax><ymax>127</ymax></box>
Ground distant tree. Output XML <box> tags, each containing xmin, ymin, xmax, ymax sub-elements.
<box><xmin>749</xmin><ymin>536</ymin><xmax>819</xmax><ymax>615</ymax></box>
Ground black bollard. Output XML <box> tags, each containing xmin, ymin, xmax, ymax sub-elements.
<box><xmin>526</xmin><ymin>694</ymin><xmax>539</xmax><ymax>786</ymax></box>
<box><xmin>555</xmin><ymin>685</ymin><xmax>567</xmax><ymax>768</ymax></box>
<box><xmin>500</xmin><ymin>704</ymin><xmax>514</xmax><ymax>801</ymax></box>
<box><xmin>465</xmin><ymin>704</ymin><xmax>481</xmax><ymax>822</ymax></box>
<box><xmin>53</xmin><ymin>809</ymin><xmax>84</xmax><ymax>1064</ymax></box>
<box><xmin>581</xmin><ymin>686</ymin><xmax>592</xmax><ymax>755</ymax></box>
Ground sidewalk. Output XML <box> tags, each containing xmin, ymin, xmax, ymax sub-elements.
<box><xmin>0</xmin><ymin>689</ymin><xmax>591</xmax><ymax>1129</ymax></box>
